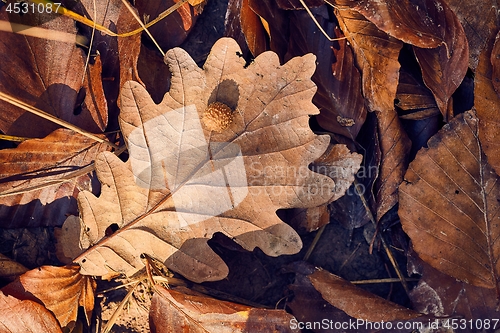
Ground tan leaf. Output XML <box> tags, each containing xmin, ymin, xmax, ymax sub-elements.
<box><xmin>0</xmin><ymin>290</ymin><xmax>62</xmax><ymax>333</ymax></box>
<box><xmin>399</xmin><ymin>110</ymin><xmax>500</xmax><ymax>291</ymax></box>
<box><xmin>2</xmin><ymin>265</ymin><xmax>96</xmax><ymax>328</ymax></box>
<box><xmin>61</xmin><ymin>38</ymin><xmax>335</xmax><ymax>283</ymax></box>
<box><xmin>0</xmin><ymin>129</ymin><xmax>108</xmax><ymax>228</ymax></box>
<box><xmin>150</xmin><ymin>286</ymin><xmax>299</xmax><ymax>333</ymax></box>
<box><xmin>309</xmin><ymin>268</ymin><xmax>421</xmax><ymax>322</ymax></box>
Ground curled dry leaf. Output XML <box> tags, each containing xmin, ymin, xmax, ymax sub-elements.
<box><xmin>61</xmin><ymin>38</ymin><xmax>335</xmax><ymax>283</ymax></box>
<box><xmin>1</xmin><ymin>265</ymin><xmax>96</xmax><ymax>328</ymax></box>
<box><xmin>150</xmin><ymin>286</ymin><xmax>299</xmax><ymax>333</ymax></box>
<box><xmin>309</xmin><ymin>268</ymin><xmax>421</xmax><ymax>322</ymax></box>
<box><xmin>0</xmin><ymin>290</ymin><xmax>62</xmax><ymax>333</ymax></box>
<box><xmin>0</xmin><ymin>11</ymin><xmax>107</xmax><ymax>138</ymax></box>
<box><xmin>399</xmin><ymin>111</ymin><xmax>500</xmax><ymax>292</ymax></box>
<box><xmin>0</xmin><ymin>129</ymin><xmax>108</xmax><ymax>228</ymax></box>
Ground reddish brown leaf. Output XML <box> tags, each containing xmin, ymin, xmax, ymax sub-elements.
<box><xmin>286</xmin><ymin>7</ymin><xmax>366</xmax><ymax>139</ymax></box>
<box><xmin>476</xmin><ymin>30</ymin><xmax>500</xmax><ymax>177</ymax></box>
<box><xmin>2</xmin><ymin>265</ymin><xmax>96</xmax><ymax>328</ymax></box>
<box><xmin>0</xmin><ymin>290</ymin><xmax>63</xmax><ymax>333</ymax></box>
<box><xmin>492</xmin><ymin>33</ymin><xmax>500</xmax><ymax>98</ymax></box>
<box><xmin>248</xmin><ymin>0</ymin><xmax>289</xmax><ymax>60</ymax></box>
<box><xmin>0</xmin><ymin>129</ymin><xmax>108</xmax><ymax>228</ymax></box>
<box><xmin>375</xmin><ymin>110</ymin><xmax>411</xmax><ymax>221</ymax></box>
<box><xmin>413</xmin><ymin>0</ymin><xmax>469</xmax><ymax>121</ymax></box>
<box><xmin>0</xmin><ymin>13</ymin><xmax>107</xmax><ymax>138</ymax></box>
<box><xmin>396</xmin><ymin>68</ymin><xmax>440</xmax><ymax>120</ymax></box>
<box><xmin>240</xmin><ymin>0</ymin><xmax>269</xmax><ymax>56</ymax></box>
<box><xmin>336</xmin><ymin>0</ymin><xmax>443</xmax><ymax>49</ymax></box>
<box><xmin>445</xmin><ymin>0</ymin><xmax>500</xmax><ymax>70</ymax></box>
<box><xmin>309</xmin><ymin>268</ymin><xmax>421</xmax><ymax>322</ymax></box>
<box><xmin>409</xmin><ymin>259</ymin><xmax>500</xmax><ymax>321</ymax></box>
<box><xmin>332</xmin><ymin>4</ymin><xmax>403</xmax><ymax>114</ymax></box>
<box><xmin>134</xmin><ymin>0</ymin><xmax>200</xmax><ymax>51</ymax></box>
<box><xmin>150</xmin><ymin>286</ymin><xmax>298</xmax><ymax>333</ymax></box>
<box><xmin>399</xmin><ymin>111</ymin><xmax>500</xmax><ymax>292</ymax></box>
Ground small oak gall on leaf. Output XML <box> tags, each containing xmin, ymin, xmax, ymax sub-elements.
<box><xmin>202</xmin><ymin>102</ymin><xmax>234</xmax><ymax>133</ymax></box>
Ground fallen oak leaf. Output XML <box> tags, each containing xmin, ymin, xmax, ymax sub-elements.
<box><xmin>61</xmin><ymin>37</ymin><xmax>335</xmax><ymax>283</ymax></box>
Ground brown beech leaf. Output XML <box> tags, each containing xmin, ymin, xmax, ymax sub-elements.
<box><xmin>0</xmin><ymin>129</ymin><xmax>108</xmax><ymax>228</ymax></box>
<box><xmin>238</xmin><ymin>0</ymin><xmax>269</xmax><ymax>57</ymax></box>
<box><xmin>60</xmin><ymin>38</ymin><xmax>335</xmax><ymax>283</ymax></box>
<box><xmin>409</xmin><ymin>259</ymin><xmax>500</xmax><ymax>321</ymax></box>
<box><xmin>134</xmin><ymin>0</ymin><xmax>200</xmax><ymax>51</ymax></box>
<box><xmin>332</xmin><ymin>2</ymin><xmax>403</xmax><ymax>114</ymax></box>
<box><xmin>150</xmin><ymin>286</ymin><xmax>299</xmax><ymax>333</ymax></box>
<box><xmin>399</xmin><ymin>110</ymin><xmax>500</xmax><ymax>292</ymax></box>
<box><xmin>1</xmin><ymin>265</ymin><xmax>96</xmax><ymax>328</ymax></box>
<box><xmin>475</xmin><ymin>30</ymin><xmax>500</xmax><ymax>177</ymax></box>
<box><xmin>286</xmin><ymin>7</ymin><xmax>366</xmax><ymax>139</ymax></box>
<box><xmin>0</xmin><ymin>11</ymin><xmax>108</xmax><ymax>138</ymax></box>
<box><xmin>336</xmin><ymin>0</ymin><xmax>444</xmax><ymax>49</ymax></box>
<box><xmin>413</xmin><ymin>0</ymin><xmax>469</xmax><ymax>121</ymax></box>
<box><xmin>248</xmin><ymin>0</ymin><xmax>290</xmax><ymax>60</ymax></box>
<box><xmin>309</xmin><ymin>268</ymin><xmax>421</xmax><ymax>322</ymax></box>
<box><xmin>0</xmin><ymin>290</ymin><xmax>62</xmax><ymax>333</ymax></box>
<box><xmin>445</xmin><ymin>0</ymin><xmax>500</xmax><ymax>70</ymax></box>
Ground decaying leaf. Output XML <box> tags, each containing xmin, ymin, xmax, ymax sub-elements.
<box><xmin>150</xmin><ymin>286</ymin><xmax>299</xmax><ymax>333</ymax></box>
<box><xmin>309</xmin><ymin>268</ymin><xmax>421</xmax><ymax>322</ymax></box>
<box><xmin>61</xmin><ymin>38</ymin><xmax>336</xmax><ymax>283</ymax></box>
<box><xmin>0</xmin><ymin>290</ymin><xmax>63</xmax><ymax>333</ymax></box>
<box><xmin>475</xmin><ymin>29</ymin><xmax>500</xmax><ymax>177</ymax></box>
<box><xmin>0</xmin><ymin>129</ymin><xmax>108</xmax><ymax>228</ymax></box>
<box><xmin>0</xmin><ymin>11</ymin><xmax>107</xmax><ymax>138</ymax></box>
<box><xmin>286</xmin><ymin>7</ymin><xmax>367</xmax><ymax>139</ymax></box>
<box><xmin>399</xmin><ymin>110</ymin><xmax>500</xmax><ymax>292</ymax></box>
<box><xmin>2</xmin><ymin>265</ymin><xmax>96</xmax><ymax>328</ymax></box>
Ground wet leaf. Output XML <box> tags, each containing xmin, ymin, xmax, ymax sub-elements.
<box><xmin>2</xmin><ymin>265</ymin><xmax>96</xmax><ymax>328</ymax></box>
<box><xmin>150</xmin><ymin>286</ymin><xmax>299</xmax><ymax>333</ymax></box>
<box><xmin>0</xmin><ymin>129</ymin><xmax>108</xmax><ymax>228</ymax></box>
<box><xmin>399</xmin><ymin>110</ymin><xmax>500</xmax><ymax>291</ymax></box>
<box><xmin>309</xmin><ymin>268</ymin><xmax>421</xmax><ymax>322</ymax></box>
<box><xmin>60</xmin><ymin>38</ymin><xmax>337</xmax><ymax>283</ymax></box>
<box><xmin>0</xmin><ymin>290</ymin><xmax>62</xmax><ymax>333</ymax></box>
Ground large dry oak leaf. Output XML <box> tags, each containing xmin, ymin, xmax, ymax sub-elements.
<box><xmin>62</xmin><ymin>38</ymin><xmax>335</xmax><ymax>283</ymax></box>
<box><xmin>399</xmin><ymin>110</ymin><xmax>500</xmax><ymax>293</ymax></box>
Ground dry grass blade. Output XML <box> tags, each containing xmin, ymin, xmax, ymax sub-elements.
<box><xmin>0</xmin><ymin>91</ymin><xmax>117</xmax><ymax>149</ymax></box>
<box><xmin>102</xmin><ymin>280</ymin><xmax>142</xmax><ymax>333</ymax></box>
<box><xmin>0</xmin><ymin>20</ymin><xmax>88</xmax><ymax>45</ymax></box>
